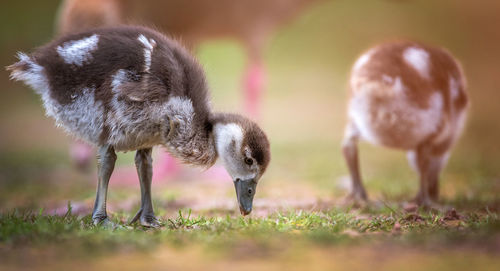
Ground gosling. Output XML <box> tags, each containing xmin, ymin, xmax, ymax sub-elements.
<box><xmin>7</xmin><ymin>26</ymin><xmax>271</xmax><ymax>227</ymax></box>
<box><xmin>343</xmin><ymin>41</ymin><xmax>468</xmax><ymax>206</ymax></box>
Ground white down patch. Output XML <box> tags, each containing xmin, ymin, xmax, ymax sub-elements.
<box><xmin>349</xmin><ymin>79</ymin><xmax>444</xmax><ymax>148</ymax></box>
<box><xmin>449</xmin><ymin>75</ymin><xmax>461</xmax><ymax>101</ymax></box>
<box><xmin>432</xmin><ymin>75</ymin><xmax>466</xmax><ymax>145</ymax></box>
<box><xmin>164</xmin><ymin>96</ymin><xmax>196</xmax><ymax>154</ymax></box>
<box><xmin>165</xmin><ymin>96</ymin><xmax>195</xmax><ymax>125</ymax></box>
<box><xmin>213</xmin><ymin>123</ymin><xmax>254</xmax><ymax>180</ymax></box>
<box><xmin>137</xmin><ymin>34</ymin><xmax>157</xmax><ymax>72</ymax></box>
<box><xmin>352</xmin><ymin>50</ymin><xmax>373</xmax><ymax>73</ymax></box>
<box><xmin>106</xmin><ymin>69</ymin><xmax>169</xmax><ymax>151</ymax></box>
<box><xmin>350</xmin><ymin>50</ymin><xmax>374</xmax><ymax>88</ymax></box>
<box><xmin>7</xmin><ymin>52</ymin><xmax>104</xmax><ymax>142</ymax></box>
<box><xmin>9</xmin><ymin>53</ymin><xmax>47</xmax><ymax>93</ymax></box>
<box><xmin>10</xmin><ymin>53</ymin><xmax>57</xmax><ymax>118</ymax></box>
<box><xmin>56</xmin><ymin>34</ymin><xmax>99</xmax><ymax>66</ymax></box>
<box><xmin>403</xmin><ymin>47</ymin><xmax>431</xmax><ymax>79</ymax></box>
<box><xmin>214</xmin><ymin>123</ymin><xmax>243</xmax><ymax>159</ymax></box>
<box><xmin>52</xmin><ymin>87</ymin><xmax>105</xmax><ymax>144</ymax></box>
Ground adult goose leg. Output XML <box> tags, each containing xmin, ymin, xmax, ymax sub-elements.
<box><xmin>130</xmin><ymin>148</ymin><xmax>161</xmax><ymax>228</ymax></box>
<box><xmin>92</xmin><ymin>145</ymin><xmax>117</xmax><ymax>226</ymax></box>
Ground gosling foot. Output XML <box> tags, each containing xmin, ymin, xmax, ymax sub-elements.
<box><xmin>343</xmin><ymin>190</ymin><xmax>369</xmax><ymax>207</ymax></box>
<box><xmin>129</xmin><ymin>208</ymin><xmax>162</xmax><ymax>228</ymax></box>
<box><xmin>408</xmin><ymin>193</ymin><xmax>441</xmax><ymax>211</ymax></box>
<box><xmin>92</xmin><ymin>215</ymin><xmax>117</xmax><ymax>229</ymax></box>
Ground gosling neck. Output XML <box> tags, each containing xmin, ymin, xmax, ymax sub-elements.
<box><xmin>210</xmin><ymin>113</ymin><xmax>245</xmax><ymax>158</ymax></box>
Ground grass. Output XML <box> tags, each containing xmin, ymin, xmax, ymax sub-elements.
<box><xmin>1</xmin><ymin>206</ymin><xmax>499</xmax><ymax>270</ymax></box>
<box><xmin>2</xmin><ymin>206</ymin><xmax>499</xmax><ymax>249</ymax></box>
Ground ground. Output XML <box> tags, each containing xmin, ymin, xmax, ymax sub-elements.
<box><xmin>1</xmin><ymin>201</ymin><xmax>499</xmax><ymax>270</ymax></box>
<box><xmin>1</xmin><ymin>0</ymin><xmax>500</xmax><ymax>270</ymax></box>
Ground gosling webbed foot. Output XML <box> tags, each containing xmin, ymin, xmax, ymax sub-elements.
<box><xmin>129</xmin><ymin>208</ymin><xmax>142</xmax><ymax>225</ymax></box>
<box><xmin>343</xmin><ymin>189</ymin><xmax>369</xmax><ymax>207</ymax></box>
<box><xmin>410</xmin><ymin>193</ymin><xmax>442</xmax><ymax>211</ymax></box>
<box><xmin>93</xmin><ymin>215</ymin><xmax>117</xmax><ymax>229</ymax></box>
<box><xmin>413</xmin><ymin>193</ymin><xmax>433</xmax><ymax>208</ymax></box>
<box><xmin>140</xmin><ymin>214</ymin><xmax>161</xmax><ymax>228</ymax></box>
<box><xmin>129</xmin><ymin>208</ymin><xmax>162</xmax><ymax>228</ymax></box>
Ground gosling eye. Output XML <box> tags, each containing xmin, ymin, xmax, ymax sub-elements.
<box><xmin>244</xmin><ymin>157</ymin><xmax>253</xmax><ymax>166</ymax></box>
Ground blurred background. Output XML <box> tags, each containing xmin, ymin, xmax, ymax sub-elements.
<box><xmin>0</xmin><ymin>0</ymin><xmax>499</xmax><ymax>215</ymax></box>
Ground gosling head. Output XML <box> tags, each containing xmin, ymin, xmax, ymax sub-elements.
<box><xmin>212</xmin><ymin>113</ymin><xmax>271</xmax><ymax>216</ymax></box>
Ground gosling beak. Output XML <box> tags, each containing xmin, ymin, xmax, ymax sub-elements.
<box><xmin>234</xmin><ymin>178</ymin><xmax>257</xmax><ymax>216</ymax></box>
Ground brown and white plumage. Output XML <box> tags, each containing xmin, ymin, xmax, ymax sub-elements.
<box><xmin>343</xmin><ymin>41</ymin><xmax>468</xmax><ymax>206</ymax></box>
<box><xmin>8</xmin><ymin>26</ymin><xmax>271</xmax><ymax>225</ymax></box>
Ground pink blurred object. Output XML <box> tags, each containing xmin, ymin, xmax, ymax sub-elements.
<box><xmin>152</xmin><ymin>151</ymin><xmax>181</xmax><ymax>181</ymax></box>
<box><xmin>69</xmin><ymin>140</ymin><xmax>183</xmax><ymax>183</ymax></box>
<box><xmin>109</xmin><ymin>165</ymin><xmax>140</xmax><ymax>186</ymax></box>
<box><xmin>69</xmin><ymin>140</ymin><xmax>94</xmax><ymax>171</ymax></box>
<box><xmin>200</xmin><ymin>164</ymin><xmax>232</xmax><ymax>183</ymax></box>
<box><xmin>49</xmin><ymin>201</ymin><xmax>89</xmax><ymax>216</ymax></box>
<box><xmin>107</xmin><ymin>152</ymin><xmax>180</xmax><ymax>186</ymax></box>
<box><xmin>244</xmin><ymin>59</ymin><xmax>266</xmax><ymax>118</ymax></box>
